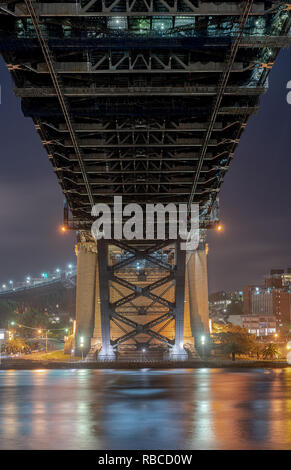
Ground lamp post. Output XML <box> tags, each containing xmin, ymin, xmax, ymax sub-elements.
<box><xmin>80</xmin><ymin>336</ymin><xmax>84</xmax><ymax>361</ymax></box>
<box><xmin>201</xmin><ymin>335</ymin><xmax>206</xmax><ymax>359</ymax></box>
<box><xmin>0</xmin><ymin>330</ymin><xmax>4</xmax><ymax>366</ymax></box>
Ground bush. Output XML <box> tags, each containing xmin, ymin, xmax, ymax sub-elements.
<box><xmin>3</xmin><ymin>338</ymin><xmax>31</xmax><ymax>354</ymax></box>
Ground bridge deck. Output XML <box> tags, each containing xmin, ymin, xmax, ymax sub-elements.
<box><xmin>1</xmin><ymin>1</ymin><xmax>290</xmax><ymax>230</ymax></box>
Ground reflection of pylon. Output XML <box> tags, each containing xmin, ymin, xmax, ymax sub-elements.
<box><xmin>284</xmin><ymin>4</ymin><xmax>291</xmax><ymax>11</ymax></box>
<box><xmin>259</xmin><ymin>62</ymin><xmax>274</xmax><ymax>69</ymax></box>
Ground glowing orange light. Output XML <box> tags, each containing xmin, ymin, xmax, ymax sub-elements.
<box><xmin>38</xmin><ymin>329</ymin><xmax>42</xmax><ymax>334</ymax></box>
<box><xmin>59</xmin><ymin>225</ymin><xmax>67</xmax><ymax>233</ymax></box>
<box><xmin>216</xmin><ymin>224</ymin><xmax>223</xmax><ymax>232</ymax></box>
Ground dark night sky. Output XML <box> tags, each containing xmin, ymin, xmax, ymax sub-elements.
<box><xmin>1</xmin><ymin>48</ymin><xmax>291</xmax><ymax>293</ymax></box>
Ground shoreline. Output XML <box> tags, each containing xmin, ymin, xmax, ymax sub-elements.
<box><xmin>0</xmin><ymin>359</ymin><xmax>290</xmax><ymax>370</ymax></box>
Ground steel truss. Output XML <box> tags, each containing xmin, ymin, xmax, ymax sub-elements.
<box><xmin>188</xmin><ymin>0</ymin><xmax>254</xmax><ymax>210</ymax></box>
<box><xmin>14</xmin><ymin>85</ymin><xmax>266</xmax><ymax>97</ymax></box>
<box><xmin>33</xmin><ymin>55</ymin><xmax>246</xmax><ymax>74</ymax></box>
<box><xmin>97</xmin><ymin>238</ymin><xmax>186</xmax><ymax>355</ymax></box>
<box><xmin>23</xmin><ymin>0</ymin><xmax>94</xmax><ymax>207</ymax></box>
<box><xmin>2</xmin><ymin>0</ymin><xmax>269</xmax><ymax>17</ymax></box>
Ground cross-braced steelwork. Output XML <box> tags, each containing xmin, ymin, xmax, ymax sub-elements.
<box><xmin>97</xmin><ymin>239</ymin><xmax>186</xmax><ymax>357</ymax></box>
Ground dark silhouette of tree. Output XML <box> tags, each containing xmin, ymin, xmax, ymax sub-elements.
<box><xmin>262</xmin><ymin>343</ymin><xmax>281</xmax><ymax>360</ymax></box>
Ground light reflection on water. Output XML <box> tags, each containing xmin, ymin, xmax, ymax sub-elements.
<box><xmin>0</xmin><ymin>368</ymin><xmax>291</xmax><ymax>449</ymax></box>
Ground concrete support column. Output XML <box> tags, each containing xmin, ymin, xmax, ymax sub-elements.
<box><xmin>170</xmin><ymin>240</ymin><xmax>187</xmax><ymax>359</ymax></box>
<box><xmin>97</xmin><ymin>239</ymin><xmax>115</xmax><ymax>359</ymax></box>
<box><xmin>75</xmin><ymin>240</ymin><xmax>97</xmax><ymax>355</ymax></box>
<box><xmin>91</xmin><ymin>244</ymin><xmax>102</xmax><ymax>350</ymax></box>
<box><xmin>186</xmin><ymin>243</ymin><xmax>210</xmax><ymax>346</ymax></box>
<box><xmin>183</xmin><ymin>265</ymin><xmax>194</xmax><ymax>345</ymax></box>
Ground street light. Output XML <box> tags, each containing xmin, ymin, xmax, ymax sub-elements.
<box><xmin>201</xmin><ymin>335</ymin><xmax>206</xmax><ymax>358</ymax></box>
<box><xmin>0</xmin><ymin>330</ymin><xmax>4</xmax><ymax>365</ymax></box>
<box><xmin>80</xmin><ymin>336</ymin><xmax>84</xmax><ymax>360</ymax></box>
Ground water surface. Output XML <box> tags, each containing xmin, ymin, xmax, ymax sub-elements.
<box><xmin>0</xmin><ymin>368</ymin><xmax>291</xmax><ymax>449</ymax></box>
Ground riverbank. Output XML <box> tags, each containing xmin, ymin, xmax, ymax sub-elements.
<box><xmin>0</xmin><ymin>358</ymin><xmax>290</xmax><ymax>369</ymax></box>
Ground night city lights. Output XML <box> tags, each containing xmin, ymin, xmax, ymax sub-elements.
<box><xmin>0</xmin><ymin>0</ymin><xmax>291</xmax><ymax>462</ymax></box>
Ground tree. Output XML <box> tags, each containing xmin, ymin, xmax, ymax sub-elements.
<box><xmin>262</xmin><ymin>343</ymin><xmax>281</xmax><ymax>360</ymax></box>
<box><xmin>19</xmin><ymin>308</ymin><xmax>50</xmax><ymax>337</ymax></box>
<box><xmin>0</xmin><ymin>300</ymin><xmax>17</xmax><ymax>328</ymax></box>
<box><xmin>212</xmin><ymin>323</ymin><xmax>257</xmax><ymax>360</ymax></box>
<box><xmin>3</xmin><ymin>338</ymin><xmax>30</xmax><ymax>355</ymax></box>
<box><xmin>250</xmin><ymin>342</ymin><xmax>264</xmax><ymax>360</ymax></box>
<box><xmin>224</xmin><ymin>341</ymin><xmax>247</xmax><ymax>361</ymax></box>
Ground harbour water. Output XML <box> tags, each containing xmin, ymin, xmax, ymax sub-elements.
<box><xmin>0</xmin><ymin>368</ymin><xmax>291</xmax><ymax>450</ymax></box>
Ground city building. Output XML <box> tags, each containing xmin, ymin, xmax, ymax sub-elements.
<box><xmin>242</xmin><ymin>315</ymin><xmax>277</xmax><ymax>337</ymax></box>
<box><xmin>0</xmin><ymin>329</ymin><xmax>8</xmax><ymax>342</ymax></box>
<box><xmin>209</xmin><ymin>290</ymin><xmax>244</xmax><ymax>322</ymax></box>
<box><xmin>209</xmin><ymin>291</ymin><xmax>231</xmax><ymax>322</ymax></box>
<box><xmin>243</xmin><ymin>269</ymin><xmax>291</xmax><ymax>327</ymax></box>
<box><xmin>227</xmin><ymin>314</ymin><xmax>276</xmax><ymax>336</ymax></box>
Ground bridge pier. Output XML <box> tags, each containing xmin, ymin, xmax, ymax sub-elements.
<box><xmin>168</xmin><ymin>240</ymin><xmax>188</xmax><ymax>360</ymax></box>
<box><xmin>185</xmin><ymin>243</ymin><xmax>210</xmax><ymax>352</ymax></box>
<box><xmin>96</xmin><ymin>238</ymin><xmax>115</xmax><ymax>360</ymax></box>
<box><xmin>75</xmin><ymin>239</ymin><xmax>100</xmax><ymax>356</ymax></box>
<box><xmin>73</xmin><ymin>235</ymin><xmax>209</xmax><ymax>361</ymax></box>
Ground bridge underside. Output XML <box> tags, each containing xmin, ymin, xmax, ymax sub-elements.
<box><xmin>1</xmin><ymin>1</ymin><xmax>290</xmax><ymax>359</ymax></box>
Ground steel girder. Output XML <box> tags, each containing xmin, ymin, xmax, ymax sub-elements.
<box><xmin>23</xmin><ymin>0</ymin><xmax>94</xmax><ymax>206</ymax></box>
<box><xmin>14</xmin><ymin>85</ymin><xmax>267</xmax><ymax>97</ymax></box>
<box><xmin>31</xmin><ymin>55</ymin><xmax>246</xmax><ymax>74</ymax></box>
<box><xmin>188</xmin><ymin>0</ymin><xmax>254</xmax><ymax>209</ymax></box>
<box><xmin>1</xmin><ymin>1</ymin><xmax>270</xmax><ymax>17</ymax></box>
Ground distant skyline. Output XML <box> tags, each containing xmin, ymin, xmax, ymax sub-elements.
<box><xmin>1</xmin><ymin>48</ymin><xmax>291</xmax><ymax>293</ymax></box>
